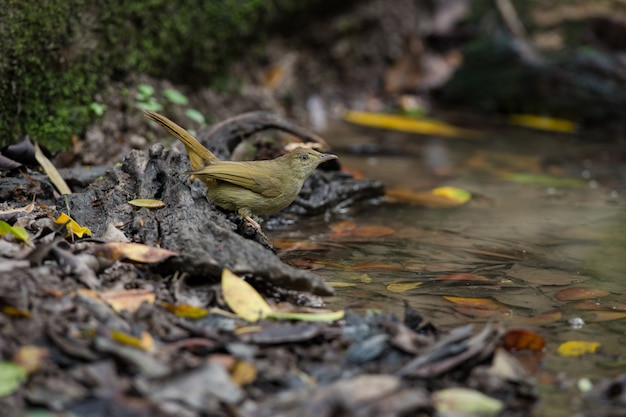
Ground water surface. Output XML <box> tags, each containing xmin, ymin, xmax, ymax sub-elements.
<box><xmin>272</xmin><ymin>122</ymin><xmax>626</xmax><ymax>416</ymax></box>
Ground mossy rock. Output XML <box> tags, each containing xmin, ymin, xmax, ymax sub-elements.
<box><xmin>0</xmin><ymin>0</ymin><xmax>319</xmax><ymax>151</ymax></box>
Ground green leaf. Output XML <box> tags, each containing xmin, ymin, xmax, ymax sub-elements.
<box><xmin>89</xmin><ymin>102</ymin><xmax>106</xmax><ymax>117</ymax></box>
<box><xmin>137</xmin><ymin>83</ymin><xmax>155</xmax><ymax>99</ymax></box>
<box><xmin>0</xmin><ymin>362</ymin><xmax>28</xmax><ymax>397</ymax></box>
<box><xmin>162</xmin><ymin>88</ymin><xmax>189</xmax><ymax>105</ymax></box>
<box><xmin>136</xmin><ymin>100</ymin><xmax>163</xmax><ymax>112</ymax></box>
<box><xmin>503</xmin><ymin>172</ymin><xmax>586</xmax><ymax>188</ymax></box>
<box><xmin>185</xmin><ymin>108</ymin><xmax>206</xmax><ymax>125</ymax></box>
<box><xmin>0</xmin><ymin>220</ymin><xmax>32</xmax><ymax>246</ymax></box>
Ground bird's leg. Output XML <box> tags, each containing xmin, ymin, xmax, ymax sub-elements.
<box><xmin>238</xmin><ymin>208</ymin><xmax>269</xmax><ymax>242</ymax></box>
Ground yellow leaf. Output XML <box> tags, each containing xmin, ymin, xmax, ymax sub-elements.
<box><xmin>128</xmin><ymin>199</ymin><xmax>166</xmax><ymax>209</ymax></box>
<box><xmin>386</xmin><ymin>187</ymin><xmax>470</xmax><ymax>208</ymax></box>
<box><xmin>230</xmin><ymin>360</ymin><xmax>258</xmax><ymax>386</ymax></box>
<box><xmin>327</xmin><ymin>282</ymin><xmax>358</xmax><ymax>288</ymax></box>
<box><xmin>0</xmin><ymin>220</ymin><xmax>32</xmax><ymax>246</ymax></box>
<box><xmin>343</xmin><ymin>110</ymin><xmax>481</xmax><ymax>139</ymax></box>
<box><xmin>53</xmin><ymin>213</ymin><xmax>91</xmax><ymax>238</ymax></box>
<box><xmin>99</xmin><ymin>289</ymin><xmax>155</xmax><ymax>313</ymax></box>
<box><xmin>2</xmin><ymin>306</ymin><xmax>32</xmax><ymax>318</ymax></box>
<box><xmin>557</xmin><ymin>341</ymin><xmax>601</xmax><ymax>357</ymax></box>
<box><xmin>443</xmin><ymin>296</ymin><xmax>506</xmax><ymax>310</ymax></box>
<box><xmin>110</xmin><ymin>330</ymin><xmax>154</xmax><ymax>351</ymax></box>
<box><xmin>221</xmin><ymin>269</ymin><xmax>272</xmax><ymax>322</ymax></box>
<box><xmin>386</xmin><ymin>282</ymin><xmax>424</xmax><ymax>293</ymax></box>
<box><xmin>159</xmin><ymin>302</ymin><xmax>210</xmax><ymax>319</ymax></box>
<box><xmin>34</xmin><ymin>143</ymin><xmax>72</xmax><ymax>195</ymax></box>
<box><xmin>509</xmin><ymin>114</ymin><xmax>577</xmax><ymax>133</ymax></box>
<box><xmin>92</xmin><ymin>242</ymin><xmax>177</xmax><ymax>263</ymax></box>
<box><xmin>12</xmin><ymin>346</ymin><xmax>48</xmax><ymax>373</ymax></box>
<box><xmin>431</xmin><ymin>186</ymin><xmax>471</xmax><ymax>205</ymax></box>
<box><xmin>267</xmin><ymin>310</ymin><xmax>345</xmax><ymax>322</ymax></box>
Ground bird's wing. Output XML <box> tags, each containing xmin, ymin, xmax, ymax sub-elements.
<box><xmin>192</xmin><ymin>163</ymin><xmax>283</xmax><ymax>198</ymax></box>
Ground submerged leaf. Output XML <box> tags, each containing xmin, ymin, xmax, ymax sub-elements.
<box><xmin>328</xmin><ymin>222</ymin><xmax>395</xmax><ymax>240</ymax></box>
<box><xmin>556</xmin><ymin>287</ymin><xmax>610</xmax><ymax>301</ymax></box>
<box><xmin>587</xmin><ymin>311</ymin><xmax>626</xmax><ymax>322</ymax></box>
<box><xmin>502</xmin><ymin>329</ymin><xmax>546</xmax><ymax>351</ymax></box>
<box><xmin>435</xmin><ymin>273</ymin><xmax>489</xmax><ymax>282</ymax></box>
<box><xmin>386</xmin><ymin>187</ymin><xmax>470</xmax><ymax>207</ymax></box>
<box><xmin>557</xmin><ymin>341</ymin><xmax>601</xmax><ymax>357</ymax></box>
<box><xmin>53</xmin><ymin>213</ymin><xmax>91</xmax><ymax>238</ymax></box>
<box><xmin>222</xmin><ymin>269</ymin><xmax>272</xmax><ymax>322</ymax></box>
<box><xmin>503</xmin><ymin>172</ymin><xmax>586</xmax><ymax>188</ymax></box>
<box><xmin>386</xmin><ymin>282</ymin><xmax>424</xmax><ymax>293</ymax></box>
<box><xmin>92</xmin><ymin>242</ymin><xmax>177</xmax><ymax>263</ymax></box>
<box><xmin>431</xmin><ymin>186</ymin><xmax>472</xmax><ymax>204</ymax></box>
<box><xmin>509</xmin><ymin>114</ymin><xmax>577</xmax><ymax>133</ymax></box>
<box><xmin>574</xmin><ymin>300</ymin><xmax>626</xmax><ymax>311</ymax></box>
<box><xmin>344</xmin><ymin>110</ymin><xmax>481</xmax><ymax>138</ymax></box>
<box><xmin>443</xmin><ymin>296</ymin><xmax>506</xmax><ymax>310</ymax></box>
<box><xmin>327</xmin><ymin>282</ymin><xmax>358</xmax><ymax>288</ymax></box>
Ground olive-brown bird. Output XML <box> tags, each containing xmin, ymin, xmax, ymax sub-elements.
<box><xmin>144</xmin><ymin>110</ymin><xmax>338</xmax><ymax>237</ymax></box>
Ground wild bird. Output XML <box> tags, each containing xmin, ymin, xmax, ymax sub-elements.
<box><xmin>144</xmin><ymin>110</ymin><xmax>338</xmax><ymax>239</ymax></box>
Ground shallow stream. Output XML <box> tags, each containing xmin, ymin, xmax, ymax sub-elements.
<box><xmin>272</xmin><ymin>121</ymin><xmax>626</xmax><ymax>416</ymax></box>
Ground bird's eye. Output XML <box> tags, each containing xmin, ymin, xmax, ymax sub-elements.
<box><xmin>300</xmin><ymin>154</ymin><xmax>309</xmax><ymax>161</ymax></box>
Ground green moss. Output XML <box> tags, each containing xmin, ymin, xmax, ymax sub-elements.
<box><xmin>0</xmin><ymin>0</ymin><xmax>97</xmax><ymax>150</ymax></box>
<box><xmin>1</xmin><ymin>0</ymin><xmax>320</xmax><ymax>151</ymax></box>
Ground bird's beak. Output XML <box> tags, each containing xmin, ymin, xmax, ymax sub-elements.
<box><xmin>319</xmin><ymin>153</ymin><xmax>338</xmax><ymax>163</ymax></box>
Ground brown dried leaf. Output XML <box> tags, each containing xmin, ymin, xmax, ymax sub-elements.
<box><xmin>92</xmin><ymin>242</ymin><xmax>177</xmax><ymax>263</ymax></box>
<box><xmin>99</xmin><ymin>289</ymin><xmax>155</xmax><ymax>313</ymax></box>
<box><xmin>12</xmin><ymin>346</ymin><xmax>49</xmax><ymax>373</ymax></box>
<box><xmin>502</xmin><ymin>329</ymin><xmax>546</xmax><ymax>351</ymax></box>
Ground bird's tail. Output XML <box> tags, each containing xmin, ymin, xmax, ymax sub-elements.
<box><xmin>144</xmin><ymin>110</ymin><xmax>217</xmax><ymax>170</ymax></box>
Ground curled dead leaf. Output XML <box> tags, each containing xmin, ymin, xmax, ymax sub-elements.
<box><xmin>53</xmin><ymin>213</ymin><xmax>91</xmax><ymax>238</ymax></box>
